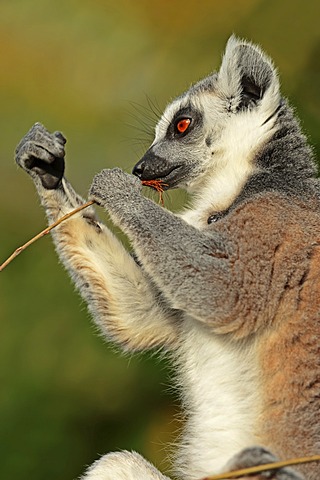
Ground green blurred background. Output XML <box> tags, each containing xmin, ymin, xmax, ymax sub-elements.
<box><xmin>0</xmin><ymin>1</ymin><xmax>319</xmax><ymax>478</ymax></box>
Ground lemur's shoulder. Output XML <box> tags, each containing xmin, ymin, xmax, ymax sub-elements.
<box><xmin>222</xmin><ymin>190</ymin><xmax>320</xmax><ymax>271</ymax></box>
<box><xmin>226</xmin><ymin>189</ymin><xmax>320</xmax><ymax>233</ymax></box>
<box><xmin>208</xmin><ymin>191</ymin><xmax>320</xmax><ymax>338</ymax></box>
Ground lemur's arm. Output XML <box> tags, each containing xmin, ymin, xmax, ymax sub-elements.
<box><xmin>15</xmin><ymin>123</ymin><xmax>181</xmax><ymax>351</ymax></box>
<box><xmin>89</xmin><ymin>168</ymin><xmax>238</xmax><ymax>326</ymax></box>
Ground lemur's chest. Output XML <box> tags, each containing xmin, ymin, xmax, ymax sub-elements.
<box><xmin>174</xmin><ymin>318</ymin><xmax>262</xmax><ymax>478</ymax></box>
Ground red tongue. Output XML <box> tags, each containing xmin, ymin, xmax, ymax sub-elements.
<box><xmin>141</xmin><ymin>179</ymin><xmax>168</xmax><ymax>206</ymax></box>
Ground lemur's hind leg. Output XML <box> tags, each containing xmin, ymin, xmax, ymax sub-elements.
<box><xmin>80</xmin><ymin>447</ymin><xmax>304</xmax><ymax>480</ymax></box>
<box><xmin>81</xmin><ymin>451</ymin><xmax>171</xmax><ymax>480</ymax></box>
<box><xmin>15</xmin><ymin>123</ymin><xmax>181</xmax><ymax>351</ymax></box>
<box><xmin>223</xmin><ymin>447</ymin><xmax>304</xmax><ymax>480</ymax></box>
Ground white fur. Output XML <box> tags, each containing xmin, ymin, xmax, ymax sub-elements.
<box><xmin>174</xmin><ymin>319</ymin><xmax>261</xmax><ymax>479</ymax></box>
<box><xmin>81</xmin><ymin>451</ymin><xmax>170</xmax><ymax>480</ymax></box>
<box><xmin>181</xmin><ymin>95</ymin><xmax>279</xmax><ymax>228</ymax></box>
<box><xmin>154</xmin><ymin>97</ymin><xmax>183</xmax><ymax>142</ymax></box>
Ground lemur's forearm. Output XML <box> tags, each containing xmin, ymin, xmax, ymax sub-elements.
<box><xmin>39</xmin><ymin>180</ymin><xmax>181</xmax><ymax>350</ymax></box>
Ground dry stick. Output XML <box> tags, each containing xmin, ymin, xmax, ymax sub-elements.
<box><xmin>0</xmin><ymin>200</ymin><xmax>95</xmax><ymax>272</ymax></box>
<box><xmin>141</xmin><ymin>179</ymin><xmax>168</xmax><ymax>206</ymax></box>
<box><xmin>203</xmin><ymin>454</ymin><xmax>320</xmax><ymax>480</ymax></box>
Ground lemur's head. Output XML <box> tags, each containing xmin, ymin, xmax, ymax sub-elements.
<box><xmin>133</xmin><ymin>36</ymin><xmax>281</xmax><ymax>204</ymax></box>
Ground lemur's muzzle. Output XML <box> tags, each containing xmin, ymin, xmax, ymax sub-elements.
<box><xmin>132</xmin><ymin>149</ymin><xmax>181</xmax><ymax>187</ymax></box>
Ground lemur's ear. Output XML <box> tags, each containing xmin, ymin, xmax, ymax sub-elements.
<box><xmin>218</xmin><ymin>36</ymin><xmax>280</xmax><ymax>111</ymax></box>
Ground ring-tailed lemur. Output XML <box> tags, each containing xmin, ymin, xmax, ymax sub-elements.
<box><xmin>15</xmin><ymin>36</ymin><xmax>320</xmax><ymax>480</ymax></box>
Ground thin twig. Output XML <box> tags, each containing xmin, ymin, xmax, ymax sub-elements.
<box><xmin>0</xmin><ymin>200</ymin><xmax>95</xmax><ymax>272</ymax></box>
<box><xmin>202</xmin><ymin>454</ymin><xmax>320</xmax><ymax>479</ymax></box>
<box><xmin>141</xmin><ymin>179</ymin><xmax>168</xmax><ymax>206</ymax></box>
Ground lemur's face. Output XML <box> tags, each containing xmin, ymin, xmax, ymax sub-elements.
<box><xmin>132</xmin><ymin>86</ymin><xmax>276</xmax><ymax>195</ymax></box>
<box><xmin>132</xmin><ymin>92</ymin><xmax>219</xmax><ymax>192</ymax></box>
<box><xmin>132</xmin><ymin>37</ymin><xmax>281</xmax><ymax>198</ymax></box>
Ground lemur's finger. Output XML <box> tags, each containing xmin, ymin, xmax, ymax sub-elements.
<box><xmin>16</xmin><ymin>122</ymin><xmax>66</xmax><ymax>163</ymax></box>
<box><xmin>16</xmin><ymin>142</ymin><xmax>58</xmax><ymax>169</ymax></box>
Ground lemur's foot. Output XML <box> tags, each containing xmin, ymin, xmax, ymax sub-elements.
<box><xmin>223</xmin><ymin>447</ymin><xmax>304</xmax><ymax>480</ymax></box>
<box><xmin>81</xmin><ymin>451</ymin><xmax>170</xmax><ymax>480</ymax></box>
<box><xmin>15</xmin><ymin>122</ymin><xmax>66</xmax><ymax>189</ymax></box>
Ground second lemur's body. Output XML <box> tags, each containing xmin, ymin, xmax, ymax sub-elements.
<box><xmin>15</xmin><ymin>37</ymin><xmax>320</xmax><ymax>479</ymax></box>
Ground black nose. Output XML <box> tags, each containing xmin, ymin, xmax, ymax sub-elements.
<box><xmin>132</xmin><ymin>158</ymin><xmax>145</xmax><ymax>178</ymax></box>
<box><xmin>132</xmin><ymin>151</ymin><xmax>170</xmax><ymax>181</ymax></box>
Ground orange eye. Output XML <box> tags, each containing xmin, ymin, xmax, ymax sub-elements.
<box><xmin>175</xmin><ymin>118</ymin><xmax>191</xmax><ymax>134</ymax></box>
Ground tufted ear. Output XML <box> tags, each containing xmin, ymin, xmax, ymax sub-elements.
<box><xmin>217</xmin><ymin>36</ymin><xmax>280</xmax><ymax>111</ymax></box>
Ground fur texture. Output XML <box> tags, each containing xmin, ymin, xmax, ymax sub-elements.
<box><xmin>15</xmin><ymin>37</ymin><xmax>320</xmax><ymax>479</ymax></box>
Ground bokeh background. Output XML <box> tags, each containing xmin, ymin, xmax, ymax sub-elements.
<box><xmin>0</xmin><ymin>1</ymin><xmax>319</xmax><ymax>479</ymax></box>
